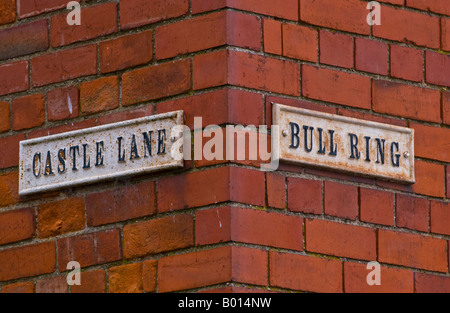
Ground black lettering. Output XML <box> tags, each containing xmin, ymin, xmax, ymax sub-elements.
<box><xmin>391</xmin><ymin>142</ymin><xmax>400</xmax><ymax>167</ymax></box>
<box><xmin>70</xmin><ymin>146</ymin><xmax>80</xmax><ymax>171</ymax></box>
<box><xmin>157</xmin><ymin>129</ymin><xmax>166</xmax><ymax>155</ymax></box>
<box><xmin>375</xmin><ymin>138</ymin><xmax>386</xmax><ymax>165</ymax></box>
<box><xmin>289</xmin><ymin>122</ymin><xmax>300</xmax><ymax>149</ymax></box>
<box><xmin>117</xmin><ymin>137</ymin><xmax>126</xmax><ymax>162</ymax></box>
<box><xmin>329</xmin><ymin>130</ymin><xmax>337</xmax><ymax>156</ymax></box>
<box><xmin>96</xmin><ymin>141</ymin><xmax>104</xmax><ymax>166</ymax></box>
<box><xmin>303</xmin><ymin>125</ymin><xmax>314</xmax><ymax>153</ymax></box>
<box><xmin>143</xmin><ymin>131</ymin><xmax>153</xmax><ymax>158</ymax></box>
<box><xmin>349</xmin><ymin>133</ymin><xmax>360</xmax><ymax>160</ymax></box>
<box><xmin>58</xmin><ymin>149</ymin><xmax>66</xmax><ymax>174</ymax></box>
<box><xmin>130</xmin><ymin>134</ymin><xmax>140</xmax><ymax>160</ymax></box>
<box><xmin>33</xmin><ymin>152</ymin><xmax>41</xmax><ymax>178</ymax></box>
<box><xmin>317</xmin><ymin>128</ymin><xmax>326</xmax><ymax>154</ymax></box>
<box><xmin>82</xmin><ymin>144</ymin><xmax>91</xmax><ymax>169</ymax></box>
<box><xmin>44</xmin><ymin>151</ymin><xmax>54</xmax><ymax>176</ymax></box>
<box><xmin>364</xmin><ymin>136</ymin><xmax>371</xmax><ymax>162</ymax></box>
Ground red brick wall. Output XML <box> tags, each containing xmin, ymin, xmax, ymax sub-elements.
<box><xmin>0</xmin><ymin>0</ymin><xmax>449</xmax><ymax>293</ymax></box>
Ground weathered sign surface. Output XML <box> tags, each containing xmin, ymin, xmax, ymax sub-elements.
<box><xmin>273</xmin><ymin>103</ymin><xmax>415</xmax><ymax>183</ymax></box>
<box><xmin>19</xmin><ymin>111</ymin><xmax>184</xmax><ymax>196</ymax></box>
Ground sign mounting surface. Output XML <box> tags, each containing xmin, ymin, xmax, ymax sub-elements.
<box><xmin>273</xmin><ymin>103</ymin><xmax>415</xmax><ymax>183</ymax></box>
<box><xmin>19</xmin><ymin>110</ymin><xmax>184</xmax><ymax>196</ymax></box>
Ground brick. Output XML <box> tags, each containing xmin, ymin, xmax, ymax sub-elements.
<box><xmin>71</xmin><ymin>270</ymin><xmax>105</xmax><ymax>293</ymax></box>
<box><xmin>415</xmin><ymin>273</ymin><xmax>450</xmax><ymax>293</ymax></box>
<box><xmin>0</xmin><ymin>208</ymin><xmax>35</xmax><ymax>245</ymax></box>
<box><xmin>96</xmin><ymin>106</ymin><xmax>155</xmax><ymax>126</ymax></box>
<box><xmin>379</xmin><ymin>230</ymin><xmax>447</xmax><ymax>272</ymax></box>
<box><xmin>319</xmin><ymin>30</ymin><xmax>353</xmax><ymax>68</ymax></box>
<box><xmin>337</xmin><ymin>107</ymin><xmax>406</xmax><ymax>127</ymax></box>
<box><xmin>396</xmin><ymin>194</ymin><xmax>429</xmax><ymax>232</ymax></box>
<box><xmin>267</xmin><ymin>172</ymin><xmax>285</xmax><ymax>209</ymax></box>
<box><xmin>0</xmin><ymin>0</ymin><xmax>15</xmax><ymax>25</ymax></box>
<box><xmin>1</xmin><ymin>282</ymin><xmax>34</xmax><ymax>293</ymax></box>
<box><xmin>390</xmin><ymin>45</ymin><xmax>423</xmax><ymax>82</ymax></box>
<box><xmin>37</xmin><ymin>197</ymin><xmax>85</xmax><ymax>238</ymax></box>
<box><xmin>0</xmin><ymin>134</ymin><xmax>25</xmax><ymax>169</ymax></box>
<box><xmin>231</xmin><ymin>208</ymin><xmax>303</xmax><ymax>251</ymax></box>
<box><xmin>47</xmin><ymin>86</ymin><xmax>79</xmax><ymax>121</ymax></box>
<box><xmin>324</xmin><ymin>181</ymin><xmax>358</xmax><ymax>220</ymax></box>
<box><xmin>264</xmin><ymin>19</ymin><xmax>282</xmax><ymax>55</ymax></box>
<box><xmin>142</xmin><ymin>260</ymin><xmax>157</xmax><ymax>292</ymax></box>
<box><xmin>57</xmin><ymin>229</ymin><xmax>122</xmax><ymax>271</ymax></box>
<box><xmin>306</xmin><ymin>219</ymin><xmax>376</xmax><ymax>260</ymax></box>
<box><xmin>372</xmin><ymin>80</ymin><xmax>441</xmax><ymax>123</ymax></box>
<box><xmin>28</xmin><ymin>119</ymin><xmax>96</xmax><ymax>140</ymax></box>
<box><xmin>32</xmin><ymin>45</ymin><xmax>97</xmax><ymax>87</ymax></box>
<box><xmin>192</xmin><ymin>0</ymin><xmax>298</xmax><ymax>20</ymax></box>
<box><xmin>36</xmin><ymin>276</ymin><xmax>67</xmax><ymax>293</ymax></box>
<box><xmin>288</xmin><ymin>177</ymin><xmax>322</xmax><ymax>214</ymax></box>
<box><xmin>373</xmin><ymin>6</ymin><xmax>440</xmax><ymax>49</ymax></box>
<box><xmin>156</xmin><ymin>11</ymin><xmax>260</xmax><ymax>60</ymax></box>
<box><xmin>0</xmin><ymin>20</ymin><xmax>48</xmax><ymax>60</ymax></box>
<box><xmin>51</xmin><ymin>3</ymin><xmax>117</xmax><ymax>47</ymax></box>
<box><xmin>406</xmin><ymin>0</ymin><xmax>450</xmax><ymax>15</ymax></box>
<box><xmin>229</xmin><ymin>0</ymin><xmax>298</xmax><ymax>20</ymax></box>
<box><xmin>413</xmin><ymin>160</ymin><xmax>445</xmax><ymax>198</ymax></box>
<box><xmin>193</xmin><ymin>50</ymin><xmax>228</xmax><ymax>90</ymax></box>
<box><xmin>300</xmin><ymin>0</ymin><xmax>370</xmax><ymax>35</ymax></box>
<box><xmin>158</xmin><ymin>88</ymin><xmax>263</xmax><ymax>130</ymax></box>
<box><xmin>100</xmin><ymin>30</ymin><xmax>153</xmax><ymax>74</ymax></box>
<box><xmin>265</xmin><ymin>96</ymin><xmax>336</xmax><ymax>129</ymax></box>
<box><xmin>411</xmin><ymin>123</ymin><xmax>450</xmax><ymax>162</ymax></box>
<box><xmin>108</xmin><ymin>263</ymin><xmax>143</xmax><ymax>293</ymax></box>
<box><xmin>156</xmin><ymin>11</ymin><xmax>226</xmax><ymax>60</ymax></box>
<box><xmin>229</xmin><ymin>50</ymin><xmax>300</xmax><ymax>96</ymax></box>
<box><xmin>124</xmin><ymin>214</ymin><xmax>194</xmax><ymax>258</ymax></box>
<box><xmin>270</xmin><ymin>251</ymin><xmax>342</xmax><ymax>293</ymax></box>
<box><xmin>191</xmin><ymin>0</ymin><xmax>226</xmax><ymax>14</ymax></box>
<box><xmin>447</xmin><ymin>166</ymin><xmax>450</xmax><ymax>199</ymax></box>
<box><xmin>302</xmin><ymin>65</ymin><xmax>371</xmax><ymax>109</ymax></box>
<box><xmin>86</xmin><ymin>181</ymin><xmax>156</xmax><ymax>227</ymax></box>
<box><xmin>11</xmin><ymin>94</ymin><xmax>45</xmax><ymax>131</ymax></box>
<box><xmin>444</xmin><ymin>92</ymin><xmax>450</xmax><ymax>125</ymax></box>
<box><xmin>0</xmin><ymin>101</ymin><xmax>9</xmax><ymax>133</ymax></box>
<box><xmin>231</xmin><ymin>246</ymin><xmax>267</xmax><ymax>286</ymax></box>
<box><xmin>282</xmin><ymin>24</ymin><xmax>317</xmax><ymax>62</ymax></box>
<box><xmin>227</xmin><ymin>11</ymin><xmax>261</xmax><ymax>51</ymax></box>
<box><xmin>355</xmin><ymin>38</ymin><xmax>388</xmax><ymax>75</ymax></box>
<box><xmin>0</xmin><ymin>242</ymin><xmax>56</xmax><ymax>281</ymax></box>
<box><xmin>18</xmin><ymin>0</ymin><xmax>67</xmax><ymax>18</ymax></box>
<box><xmin>80</xmin><ymin>76</ymin><xmax>119</xmax><ymax>115</ymax></box>
<box><xmin>196</xmin><ymin>207</ymin><xmax>231</xmax><ymax>246</ymax></box>
<box><xmin>0</xmin><ymin>171</ymin><xmax>19</xmax><ymax>207</ymax></box>
<box><xmin>377</xmin><ymin>0</ymin><xmax>404</xmax><ymax>4</ymax></box>
<box><xmin>443</xmin><ymin>18</ymin><xmax>450</xmax><ymax>51</ymax></box>
<box><xmin>430</xmin><ymin>201</ymin><xmax>450</xmax><ymax>236</ymax></box>
<box><xmin>344</xmin><ymin>262</ymin><xmax>414</xmax><ymax>293</ymax></box>
<box><xmin>158</xmin><ymin>247</ymin><xmax>232</xmax><ymax>292</ymax></box>
<box><xmin>120</xmin><ymin>0</ymin><xmax>188</xmax><ymax>30</ymax></box>
<box><xmin>230</xmin><ymin>167</ymin><xmax>265</xmax><ymax>206</ymax></box>
<box><xmin>426</xmin><ymin>51</ymin><xmax>450</xmax><ymax>87</ymax></box>
<box><xmin>360</xmin><ymin>188</ymin><xmax>394</xmax><ymax>226</ymax></box>
<box><xmin>122</xmin><ymin>59</ymin><xmax>190</xmax><ymax>106</ymax></box>
<box><xmin>158</xmin><ymin>167</ymin><xmax>229</xmax><ymax>212</ymax></box>
<box><xmin>0</xmin><ymin>61</ymin><xmax>29</xmax><ymax>96</ymax></box>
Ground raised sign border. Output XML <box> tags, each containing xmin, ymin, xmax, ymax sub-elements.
<box><xmin>19</xmin><ymin>110</ymin><xmax>184</xmax><ymax>196</ymax></box>
<box><xmin>273</xmin><ymin>103</ymin><xmax>415</xmax><ymax>184</ymax></box>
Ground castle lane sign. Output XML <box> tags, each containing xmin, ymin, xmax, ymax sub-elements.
<box><xmin>273</xmin><ymin>103</ymin><xmax>415</xmax><ymax>183</ymax></box>
<box><xmin>19</xmin><ymin>111</ymin><xmax>184</xmax><ymax>196</ymax></box>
